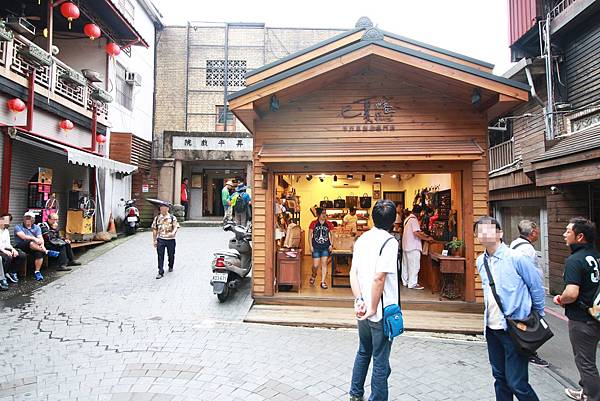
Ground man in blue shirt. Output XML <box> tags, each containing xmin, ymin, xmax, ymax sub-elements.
<box><xmin>14</xmin><ymin>212</ymin><xmax>47</xmax><ymax>281</ymax></box>
<box><xmin>475</xmin><ymin>216</ymin><xmax>545</xmax><ymax>401</ymax></box>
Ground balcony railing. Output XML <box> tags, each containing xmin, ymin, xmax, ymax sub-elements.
<box><xmin>550</xmin><ymin>0</ymin><xmax>576</xmax><ymax>20</ymax></box>
<box><xmin>489</xmin><ymin>139</ymin><xmax>515</xmax><ymax>172</ymax></box>
<box><xmin>0</xmin><ymin>34</ymin><xmax>108</xmax><ymax>122</ymax></box>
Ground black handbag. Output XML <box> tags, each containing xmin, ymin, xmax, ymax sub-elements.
<box><xmin>483</xmin><ymin>257</ymin><xmax>553</xmax><ymax>356</ymax></box>
<box><xmin>359</xmin><ymin>193</ymin><xmax>372</xmax><ymax>208</ymax></box>
<box><xmin>346</xmin><ymin>193</ymin><xmax>358</xmax><ymax>208</ymax></box>
<box><xmin>333</xmin><ymin>196</ymin><xmax>346</xmax><ymax>208</ymax></box>
<box><xmin>320</xmin><ymin>196</ymin><xmax>333</xmax><ymax>208</ymax></box>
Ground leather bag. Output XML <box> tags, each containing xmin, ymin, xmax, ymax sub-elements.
<box><xmin>359</xmin><ymin>193</ymin><xmax>372</xmax><ymax>208</ymax></box>
<box><xmin>333</xmin><ymin>196</ymin><xmax>346</xmax><ymax>208</ymax></box>
<box><xmin>346</xmin><ymin>193</ymin><xmax>358</xmax><ymax>208</ymax></box>
<box><xmin>483</xmin><ymin>257</ymin><xmax>553</xmax><ymax>356</ymax></box>
<box><xmin>320</xmin><ymin>196</ymin><xmax>333</xmax><ymax>208</ymax></box>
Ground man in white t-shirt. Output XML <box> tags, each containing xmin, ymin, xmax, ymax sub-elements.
<box><xmin>349</xmin><ymin>199</ymin><xmax>399</xmax><ymax>401</ymax></box>
<box><xmin>401</xmin><ymin>205</ymin><xmax>433</xmax><ymax>290</ymax></box>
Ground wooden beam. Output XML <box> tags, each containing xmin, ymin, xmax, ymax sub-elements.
<box><xmin>485</xmin><ymin>94</ymin><xmax>524</xmax><ymax>121</ymax></box>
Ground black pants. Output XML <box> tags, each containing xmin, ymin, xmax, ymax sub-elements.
<box><xmin>0</xmin><ymin>250</ymin><xmax>26</xmax><ymax>274</ymax></box>
<box><xmin>182</xmin><ymin>201</ymin><xmax>189</xmax><ymax>220</ymax></box>
<box><xmin>157</xmin><ymin>238</ymin><xmax>176</xmax><ymax>274</ymax></box>
<box><xmin>569</xmin><ymin>319</ymin><xmax>600</xmax><ymax>401</ymax></box>
<box><xmin>47</xmin><ymin>242</ymin><xmax>75</xmax><ymax>267</ymax></box>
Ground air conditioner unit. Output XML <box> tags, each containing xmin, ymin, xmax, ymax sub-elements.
<box><xmin>125</xmin><ymin>71</ymin><xmax>142</xmax><ymax>86</ymax></box>
<box><xmin>332</xmin><ymin>180</ymin><xmax>360</xmax><ymax>189</ymax></box>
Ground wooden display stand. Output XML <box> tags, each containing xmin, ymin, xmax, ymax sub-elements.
<box><xmin>429</xmin><ymin>252</ymin><xmax>466</xmax><ymax>300</ymax></box>
<box><xmin>66</xmin><ymin>210</ymin><xmax>94</xmax><ymax>241</ymax></box>
<box><xmin>277</xmin><ymin>249</ymin><xmax>302</xmax><ymax>291</ymax></box>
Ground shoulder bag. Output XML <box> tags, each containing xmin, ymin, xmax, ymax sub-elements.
<box><xmin>379</xmin><ymin>237</ymin><xmax>404</xmax><ymax>341</ymax></box>
<box><xmin>483</xmin><ymin>257</ymin><xmax>553</xmax><ymax>356</ymax></box>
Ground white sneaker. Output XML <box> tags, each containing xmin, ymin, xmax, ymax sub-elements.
<box><xmin>565</xmin><ymin>388</ymin><xmax>587</xmax><ymax>401</ymax></box>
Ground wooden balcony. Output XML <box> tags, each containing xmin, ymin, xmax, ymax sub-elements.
<box><xmin>0</xmin><ymin>33</ymin><xmax>109</xmax><ymax>125</ymax></box>
<box><xmin>489</xmin><ymin>139</ymin><xmax>515</xmax><ymax>172</ymax></box>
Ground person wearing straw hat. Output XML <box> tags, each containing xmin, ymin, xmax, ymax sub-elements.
<box><xmin>151</xmin><ymin>201</ymin><xmax>179</xmax><ymax>279</ymax></box>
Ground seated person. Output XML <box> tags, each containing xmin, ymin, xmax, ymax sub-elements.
<box><xmin>14</xmin><ymin>212</ymin><xmax>47</xmax><ymax>281</ymax></box>
<box><xmin>0</xmin><ymin>213</ymin><xmax>26</xmax><ymax>284</ymax></box>
<box><xmin>39</xmin><ymin>213</ymin><xmax>80</xmax><ymax>271</ymax></box>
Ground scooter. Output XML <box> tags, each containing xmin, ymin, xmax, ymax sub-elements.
<box><xmin>124</xmin><ymin>199</ymin><xmax>139</xmax><ymax>235</ymax></box>
<box><xmin>210</xmin><ymin>221</ymin><xmax>252</xmax><ymax>303</ymax></box>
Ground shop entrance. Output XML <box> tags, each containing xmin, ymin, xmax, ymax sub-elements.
<box><xmin>272</xmin><ymin>169</ymin><xmax>468</xmax><ymax>306</ymax></box>
<box><xmin>197</xmin><ymin>168</ymin><xmax>245</xmax><ymax>217</ymax></box>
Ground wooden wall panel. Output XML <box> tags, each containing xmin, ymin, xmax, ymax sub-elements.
<box><xmin>250</xmin><ymin>67</ymin><xmax>489</xmax><ymax>303</ymax></box>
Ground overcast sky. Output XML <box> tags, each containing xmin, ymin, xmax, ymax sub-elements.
<box><xmin>152</xmin><ymin>0</ymin><xmax>514</xmax><ymax>74</ymax></box>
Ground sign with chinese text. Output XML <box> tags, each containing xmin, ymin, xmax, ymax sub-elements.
<box><xmin>339</xmin><ymin>96</ymin><xmax>396</xmax><ymax>132</ymax></box>
<box><xmin>172</xmin><ymin>136</ymin><xmax>253</xmax><ymax>151</ymax></box>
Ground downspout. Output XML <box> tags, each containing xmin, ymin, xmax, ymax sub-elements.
<box><xmin>0</xmin><ymin>129</ymin><xmax>13</xmax><ymax>214</ymax></box>
<box><xmin>525</xmin><ymin>66</ymin><xmax>545</xmax><ymax>109</ymax></box>
<box><xmin>25</xmin><ymin>70</ymin><xmax>36</xmax><ymax>131</ymax></box>
<box><xmin>90</xmin><ymin>105</ymin><xmax>97</xmax><ymax>152</ymax></box>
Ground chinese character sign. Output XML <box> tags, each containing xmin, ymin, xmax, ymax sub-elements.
<box><xmin>173</xmin><ymin>137</ymin><xmax>253</xmax><ymax>151</ymax></box>
<box><xmin>339</xmin><ymin>96</ymin><xmax>396</xmax><ymax>132</ymax></box>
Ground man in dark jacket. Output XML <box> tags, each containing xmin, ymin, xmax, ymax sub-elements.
<box><xmin>554</xmin><ymin>217</ymin><xmax>600</xmax><ymax>401</ymax></box>
<box><xmin>39</xmin><ymin>213</ymin><xmax>81</xmax><ymax>271</ymax></box>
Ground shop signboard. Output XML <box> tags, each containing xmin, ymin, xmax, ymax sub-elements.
<box><xmin>172</xmin><ymin>136</ymin><xmax>253</xmax><ymax>151</ymax></box>
<box><xmin>339</xmin><ymin>96</ymin><xmax>397</xmax><ymax>132</ymax></box>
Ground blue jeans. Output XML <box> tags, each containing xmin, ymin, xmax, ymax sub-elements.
<box><xmin>486</xmin><ymin>328</ymin><xmax>539</xmax><ymax>401</ymax></box>
<box><xmin>350</xmin><ymin>319</ymin><xmax>392</xmax><ymax>401</ymax></box>
<box><xmin>312</xmin><ymin>248</ymin><xmax>330</xmax><ymax>258</ymax></box>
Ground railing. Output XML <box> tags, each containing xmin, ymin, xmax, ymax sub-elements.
<box><xmin>489</xmin><ymin>139</ymin><xmax>515</xmax><ymax>172</ymax></box>
<box><xmin>0</xmin><ymin>33</ymin><xmax>108</xmax><ymax>121</ymax></box>
<box><xmin>550</xmin><ymin>0</ymin><xmax>576</xmax><ymax>20</ymax></box>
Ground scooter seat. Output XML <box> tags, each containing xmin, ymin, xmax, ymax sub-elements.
<box><xmin>214</xmin><ymin>249</ymin><xmax>240</xmax><ymax>258</ymax></box>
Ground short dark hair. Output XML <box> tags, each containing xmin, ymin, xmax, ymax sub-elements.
<box><xmin>0</xmin><ymin>213</ymin><xmax>12</xmax><ymax>221</ymax></box>
<box><xmin>349</xmin><ymin>207</ymin><xmax>356</xmax><ymax>213</ymax></box>
<box><xmin>412</xmin><ymin>205</ymin><xmax>423</xmax><ymax>214</ymax></box>
<box><xmin>372</xmin><ymin>199</ymin><xmax>396</xmax><ymax>230</ymax></box>
<box><xmin>569</xmin><ymin>217</ymin><xmax>596</xmax><ymax>243</ymax></box>
<box><xmin>316</xmin><ymin>207</ymin><xmax>324</xmax><ymax>216</ymax></box>
<box><xmin>473</xmin><ymin>216</ymin><xmax>502</xmax><ymax>232</ymax></box>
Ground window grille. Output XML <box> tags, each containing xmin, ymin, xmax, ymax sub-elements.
<box><xmin>206</xmin><ymin>60</ymin><xmax>246</xmax><ymax>87</ymax></box>
<box><xmin>115</xmin><ymin>62</ymin><xmax>133</xmax><ymax>110</ymax></box>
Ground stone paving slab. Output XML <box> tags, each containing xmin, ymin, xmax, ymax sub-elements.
<box><xmin>0</xmin><ymin>228</ymin><xmax>567</xmax><ymax>400</ymax></box>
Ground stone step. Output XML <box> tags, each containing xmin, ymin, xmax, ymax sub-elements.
<box><xmin>180</xmin><ymin>219</ymin><xmax>223</xmax><ymax>228</ymax></box>
<box><xmin>245</xmin><ymin>304</ymin><xmax>483</xmax><ymax>335</ymax></box>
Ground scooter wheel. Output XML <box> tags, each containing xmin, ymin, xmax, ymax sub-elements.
<box><xmin>217</xmin><ymin>285</ymin><xmax>229</xmax><ymax>303</ymax></box>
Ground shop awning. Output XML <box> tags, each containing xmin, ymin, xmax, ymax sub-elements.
<box><xmin>257</xmin><ymin>140</ymin><xmax>484</xmax><ymax>163</ymax></box>
<box><xmin>16</xmin><ymin>133</ymin><xmax>137</xmax><ymax>174</ymax></box>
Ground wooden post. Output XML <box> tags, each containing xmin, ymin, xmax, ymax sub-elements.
<box><xmin>462</xmin><ymin>165</ymin><xmax>475</xmax><ymax>302</ymax></box>
<box><xmin>264</xmin><ymin>170</ymin><xmax>275</xmax><ymax>296</ymax></box>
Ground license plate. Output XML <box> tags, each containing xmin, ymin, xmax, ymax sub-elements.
<box><xmin>127</xmin><ymin>216</ymin><xmax>137</xmax><ymax>222</ymax></box>
<box><xmin>212</xmin><ymin>272</ymin><xmax>228</xmax><ymax>283</ymax></box>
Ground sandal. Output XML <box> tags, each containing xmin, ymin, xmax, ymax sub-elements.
<box><xmin>309</xmin><ymin>275</ymin><xmax>316</xmax><ymax>285</ymax></box>
<box><xmin>320</xmin><ymin>282</ymin><xmax>328</xmax><ymax>289</ymax></box>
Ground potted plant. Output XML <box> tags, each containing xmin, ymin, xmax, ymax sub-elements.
<box><xmin>446</xmin><ymin>239</ymin><xmax>464</xmax><ymax>257</ymax></box>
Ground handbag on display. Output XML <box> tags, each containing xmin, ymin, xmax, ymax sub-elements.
<box><xmin>334</xmin><ymin>196</ymin><xmax>346</xmax><ymax>208</ymax></box>
<box><xmin>320</xmin><ymin>197</ymin><xmax>333</xmax><ymax>208</ymax></box>
<box><xmin>346</xmin><ymin>193</ymin><xmax>358</xmax><ymax>208</ymax></box>
<box><xmin>483</xmin><ymin>257</ymin><xmax>553</xmax><ymax>356</ymax></box>
<box><xmin>359</xmin><ymin>193</ymin><xmax>372</xmax><ymax>208</ymax></box>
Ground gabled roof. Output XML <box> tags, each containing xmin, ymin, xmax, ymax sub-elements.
<box><xmin>228</xmin><ymin>32</ymin><xmax>529</xmax><ymax>104</ymax></box>
<box><xmin>245</xmin><ymin>17</ymin><xmax>495</xmax><ymax>83</ymax></box>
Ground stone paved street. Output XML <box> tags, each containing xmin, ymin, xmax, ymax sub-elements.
<box><xmin>0</xmin><ymin>228</ymin><xmax>568</xmax><ymax>400</ymax></box>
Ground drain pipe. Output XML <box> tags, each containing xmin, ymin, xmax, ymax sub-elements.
<box><xmin>525</xmin><ymin>65</ymin><xmax>545</xmax><ymax>109</ymax></box>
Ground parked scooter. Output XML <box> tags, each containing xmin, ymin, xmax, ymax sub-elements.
<box><xmin>210</xmin><ymin>221</ymin><xmax>252</xmax><ymax>302</ymax></box>
<box><xmin>124</xmin><ymin>199</ymin><xmax>139</xmax><ymax>235</ymax></box>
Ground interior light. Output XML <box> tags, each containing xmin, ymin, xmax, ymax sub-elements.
<box><xmin>391</xmin><ymin>174</ymin><xmax>397</xmax><ymax>179</ymax></box>
<box><xmin>306</xmin><ymin>175</ymin><xmax>313</xmax><ymax>181</ymax></box>
<box><xmin>43</xmin><ymin>28</ymin><xmax>48</xmax><ymax>38</ymax></box>
<box><xmin>319</xmin><ymin>177</ymin><xmax>324</xmax><ymax>182</ymax></box>
<box><xmin>375</xmin><ymin>174</ymin><xmax>381</xmax><ymax>180</ymax></box>
<box><xmin>347</xmin><ymin>174</ymin><xmax>353</xmax><ymax>180</ymax></box>
<box><xmin>333</xmin><ymin>175</ymin><xmax>338</xmax><ymax>182</ymax></box>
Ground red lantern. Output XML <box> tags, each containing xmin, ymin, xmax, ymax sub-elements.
<box><xmin>60</xmin><ymin>2</ymin><xmax>80</xmax><ymax>29</ymax></box>
<box><xmin>59</xmin><ymin>119</ymin><xmax>74</xmax><ymax>132</ymax></box>
<box><xmin>96</xmin><ymin>134</ymin><xmax>106</xmax><ymax>144</ymax></box>
<box><xmin>83</xmin><ymin>23</ymin><xmax>101</xmax><ymax>40</ymax></box>
<box><xmin>105</xmin><ymin>42</ymin><xmax>121</xmax><ymax>57</ymax></box>
<box><xmin>7</xmin><ymin>98</ymin><xmax>26</xmax><ymax>113</ymax></box>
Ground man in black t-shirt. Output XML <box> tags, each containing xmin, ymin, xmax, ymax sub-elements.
<box><xmin>554</xmin><ymin>217</ymin><xmax>600</xmax><ymax>401</ymax></box>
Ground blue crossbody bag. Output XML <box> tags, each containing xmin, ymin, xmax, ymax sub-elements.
<box><xmin>379</xmin><ymin>237</ymin><xmax>404</xmax><ymax>341</ymax></box>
